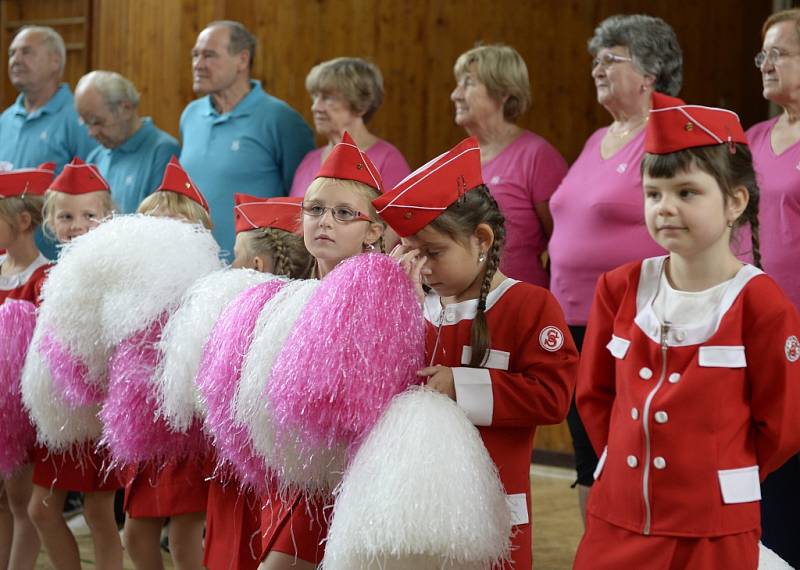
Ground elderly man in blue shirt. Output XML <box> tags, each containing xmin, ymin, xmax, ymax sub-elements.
<box><xmin>180</xmin><ymin>20</ymin><xmax>314</xmax><ymax>259</ymax></box>
<box><xmin>76</xmin><ymin>71</ymin><xmax>179</xmax><ymax>214</ymax></box>
<box><xmin>0</xmin><ymin>26</ymin><xmax>96</xmax><ymax>171</ymax></box>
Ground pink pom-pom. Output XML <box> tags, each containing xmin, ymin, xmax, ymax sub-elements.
<box><xmin>268</xmin><ymin>254</ymin><xmax>425</xmax><ymax>462</ymax></box>
<box><xmin>40</xmin><ymin>329</ymin><xmax>104</xmax><ymax>406</ymax></box>
<box><xmin>0</xmin><ymin>300</ymin><xmax>38</xmax><ymax>476</ymax></box>
<box><xmin>100</xmin><ymin>315</ymin><xmax>207</xmax><ymax>467</ymax></box>
<box><xmin>197</xmin><ymin>279</ymin><xmax>286</xmax><ymax>491</ymax></box>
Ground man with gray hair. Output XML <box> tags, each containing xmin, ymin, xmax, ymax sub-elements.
<box><xmin>180</xmin><ymin>20</ymin><xmax>313</xmax><ymax>259</ymax></box>
<box><xmin>76</xmin><ymin>70</ymin><xmax>179</xmax><ymax>213</ymax></box>
<box><xmin>0</xmin><ymin>26</ymin><xmax>96</xmax><ymax>171</ymax></box>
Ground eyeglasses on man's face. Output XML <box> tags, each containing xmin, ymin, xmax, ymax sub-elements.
<box><xmin>754</xmin><ymin>46</ymin><xmax>800</xmax><ymax>68</ymax></box>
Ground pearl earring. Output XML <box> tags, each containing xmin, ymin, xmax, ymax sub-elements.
<box><xmin>478</xmin><ymin>253</ymin><xmax>486</xmax><ymax>263</ymax></box>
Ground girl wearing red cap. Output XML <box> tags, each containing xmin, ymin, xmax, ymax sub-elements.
<box><xmin>0</xmin><ymin>164</ymin><xmax>53</xmax><ymax>570</ymax></box>
<box><xmin>121</xmin><ymin>157</ymin><xmax>213</xmax><ymax>570</ymax></box>
<box><xmin>202</xmin><ymin>195</ymin><xmax>312</xmax><ymax>570</ymax></box>
<box><xmin>377</xmin><ymin>136</ymin><xmax>579</xmax><ymax>569</ymax></box>
<box><xmin>573</xmin><ymin>104</ymin><xmax>800</xmax><ymax>569</ymax></box>
<box><xmin>257</xmin><ymin>132</ymin><xmax>384</xmax><ymax>570</ymax></box>
<box><xmin>26</xmin><ymin>158</ymin><xmax>123</xmax><ymax>570</ymax></box>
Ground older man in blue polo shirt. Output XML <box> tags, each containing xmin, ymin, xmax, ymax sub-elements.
<box><xmin>76</xmin><ymin>71</ymin><xmax>179</xmax><ymax>214</ymax></box>
<box><xmin>0</xmin><ymin>26</ymin><xmax>96</xmax><ymax>171</ymax></box>
<box><xmin>180</xmin><ymin>20</ymin><xmax>314</xmax><ymax>259</ymax></box>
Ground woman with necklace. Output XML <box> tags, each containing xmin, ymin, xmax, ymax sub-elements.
<box><xmin>547</xmin><ymin>14</ymin><xmax>684</xmax><ymax>524</ymax></box>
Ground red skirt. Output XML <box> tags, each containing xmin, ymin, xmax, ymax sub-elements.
<box><xmin>204</xmin><ymin>477</ymin><xmax>263</xmax><ymax>570</ymax></box>
<box><xmin>31</xmin><ymin>442</ymin><xmax>122</xmax><ymax>492</ymax></box>
<box><xmin>573</xmin><ymin>514</ymin><xmax>760</xmax><ymax>570</ymax></box>
<box><xmin>124</xmin><ymin>458</ymin><xmax>209</xmax><ymax>518</ymax></box>
<box><xmin>261</xmin><ymin>489</ymin><xmax>329</xmax><ymax>564</ymax></box>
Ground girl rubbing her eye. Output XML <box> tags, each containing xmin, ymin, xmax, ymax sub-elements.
<box><xmin>378</xmin><ymin>136</ymin><xmax>579</xmax><ymax>569</ymax></box>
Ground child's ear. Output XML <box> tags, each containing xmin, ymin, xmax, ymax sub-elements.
<box><xmin>17</xmin><ymin>211</ymin><xmax>33</xmax><ymax>233</ymax></box>
<box><xmin>253</xmin><ymin>256</ymin><xmax>264</xmax><ymax>273</ymax></box>
<box><xmin>727</xmin><ymin>185</ymin><xmax>749</xmax><ymax>225</ymax></box>
<box><xmin>474</xmin><ymin>223</ymin><xmax>495</xmax><ymax>252</ymax></box>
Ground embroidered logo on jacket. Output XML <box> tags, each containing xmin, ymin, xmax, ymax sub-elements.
<box><xmin>539</xmin><ymin>326</ymin><xmax>564</xmax><ymax>352</ymax></box>
<box><xmin>785</xmin><ymin>335</ymin><xmax>800</xmax><ymax>362</ymax></box>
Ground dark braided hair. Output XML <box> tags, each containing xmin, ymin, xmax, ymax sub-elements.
<box><xmin>243</xmin><ymin>227</ymin><xmax>315</xmax><ymax>278</ymax></box>
<box><xmin>428</xmin><ymin>185</ymin><xmax>506</xmax><ymax>367</ymax></box>
<box><xmin>641</xmin><ymin>142</ymin><xmax>761</xmax><ymax>268</ymax></box>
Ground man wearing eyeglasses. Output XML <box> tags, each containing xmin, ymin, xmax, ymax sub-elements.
<box><xmin>75</xmin><ymin>71</ymin><xmax>179</xmax><ymax>214</ymax></box>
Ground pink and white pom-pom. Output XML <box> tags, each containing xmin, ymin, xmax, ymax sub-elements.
<box><xmin>21</xmin><ymin>324</ymin><xmax>102</xmax><ymax>452</ymax></box>
<box><xmin>156</xmin><ymin>268</ymin><xmax>275</xmax><ymax>432</ymax></box>
<box><xmin>196</xmin><ymin>279</ymin><xmax>286</xmax><ymax>490</ymax></box>
<box><xmin>40</xmin><ymin>329</ymin><xmax>104</xmax><ymax>407</ymax></box>
<box><xmin>0</xmin><ymin>300</ymin><xmax>38</xmax><ymax>476</ymax></box>
<box><xmin>235</xmin><ymin>279</ymin><xmax>332</xmax><ymax>494</ymax></box>
<box><xmin>100</xmin><ymin>315</ymin><xmax>207</xmax><ymax>468</ymax></box>
<box><xmin>321</xmin><ymin>388</ymin><xmax>511</xmax><ymax>570</ymax></box>
<box><xmin>267</xmin><ymin>254</ymin><xmax>425</xmax><ymax>488</ymax></box>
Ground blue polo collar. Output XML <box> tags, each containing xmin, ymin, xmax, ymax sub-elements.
<box><xmin>13</xmin><ymin>83</ymin><xmax>71</xmax><ymax>120</ymax></box>
<box><xmin>203</xmin><ymin>80</ymin><xmax>263</xmax><ymax>120</ymax></box>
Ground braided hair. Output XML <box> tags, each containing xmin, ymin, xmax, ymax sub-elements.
<box><xmin>428</xmin><ymin>185</ymin><xmax>506</xmax><ymax>367</ymax></box>
<box><xmin>241</xmin><ymin>227</ymin><xmax>315</xmax><ymax>279</ymax></box>
<box><xmin>641</xmin><ymin>142</ymin><xmax>761</xmax><ymax>268</ymax></box>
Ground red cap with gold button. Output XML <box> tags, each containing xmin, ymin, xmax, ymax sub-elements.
<box><xmin>49</xmin><ymin>157</ymin><xmax>110</xmax><ymax>195</ymax></box>
<box><xmin>373</xmin><ymin>136</ymin><xmax>483</xmax><ymax>237</ymax></box>
<box><xmin>156</xmin><ymin>156</ymin><xmax>209</xmax><ymax>211</ymax></box>
<box><xmin>234</xmin><ymin>193</ymin><xmax>303</xmax><ymax>235</ymax></box>
<box><xmin>0</xmin><ymin>162</ymin><xmax>55</xmax><ymax>198</ymax></box>
<box><xmin>646</xmin><ymin>99</ymin><xmax>748</xmax><ymax>155</ymax></box>
<box><xmin>315</xmin><ymin>131</ymin><xmax>383</xmax><ymax>193</ymax></box>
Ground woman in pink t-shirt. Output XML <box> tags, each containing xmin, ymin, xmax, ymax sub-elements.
<box><xmin>288</xmin><ymin>57</ymin><xmax>410</xmax><ymax>199</ymax></box>
<box><xmin>747</xmin><ymin>9</ymin><xmax>800</xmax><ymax>568</ymax></box>
<box><xmin>547</xmin><ymin>14</ymin><xmax>682</xmax><ymax>521</ymax></box>
<box><xmin>450</xmin><ymin>44</ymin><xmax>566</xmax><ymax>288</ymax></box>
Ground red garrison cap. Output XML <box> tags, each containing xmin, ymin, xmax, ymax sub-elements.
<box><xmin>233</xmin><ymin>193</ymin><xmax>302</xmax><ymax>235</ymax></box>
<box><xmin>373</xmin><ymin>136</ymin><xmax>483</xmax><ymax>237</ymax></box>
<box><xmin>155</xmin><ymin>156</ymin><xmax>209</xmax><ymax>211</ymax></box>
<box><xmin>646</xmin><ymin>94</ymin><xmax>747</xmax><ymax>154</ymax></box>
<box><xmin>49</xmin><ymin>158</ymin><xmax>110</xmax><ymax>195</ymax></box>
<box><xmin>315</xmin><ymin>131</ymin><xmax>383</xmax><ymax>193</ymax></box>
<box><xmin>0</xmin><ymin>162</ymin><xmax>55</xmax><ymax>198</ymax></box>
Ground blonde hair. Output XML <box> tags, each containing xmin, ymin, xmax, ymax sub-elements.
<box><xmin>41</xmin><ymin>189</ymin><xmax>115</xmax><ymax>239</ymax></box>
<box><xmin>305</xmin><ymin>57</ymin><xmax>385</xmax><ymax>123</ymax></box>
<box><xmin>239</xmin><ymin>227</ymin><xmax>314</xmax><ymax>279</ymax></box>
<box><xmin>305</xmin><ymin>176</ymin><xmax>386</xmax><ymax>253</ymax></box>
<box><xmin>453</xmin><ymin>44</ymin><xmax>531</xmax><ymax>122</ymax></box>
<box><xmin>0</xmin><ymin>194</ymin><xmax>44</xmax><ymax>234</ymax></box>
<box><xmin>137</xmin><ymin>191</ymin><xmax>213</xmax><ymax>230</ymax></box>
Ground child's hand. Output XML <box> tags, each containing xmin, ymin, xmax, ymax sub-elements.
<box><xmin>418</xmin><ymin>365</ymin><xmax>456</xmax><ymax>400</ymax></box>
<box><xmin>390</xmin><ymin>244</ymin><xmax>430</xmax><ymax>304</ymax></box>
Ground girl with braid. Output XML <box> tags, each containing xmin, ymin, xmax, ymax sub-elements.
<box><xmin>377</xmin><ymin>136</ymin><xmax>579</xmax><ymax>569</ymax></box>
<box><xmin>203</xmin><ymin>194</ymin><xmax>312</xmax><ymax>570</ymax></box>
<box><xmin>574</xmin><ymin>103</ymin><xmax>800</xmax><ymax>569</ymax></box>
<box><xmin>231</xmin><ymin>194</ymin><xmax>313</xmax><ymax>277</ymax></box>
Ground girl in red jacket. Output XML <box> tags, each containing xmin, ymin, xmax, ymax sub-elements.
<box><xmin>574</xmin><ymin>100</ymin><xmax>800</xmax><ymax>569</ymax></box>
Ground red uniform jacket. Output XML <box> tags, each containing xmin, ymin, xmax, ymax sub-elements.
<box><xmin>0</xmin><ymin>254</ymin><xmax>51</xmax><ymax>306</ymax></box>
<box><xmin>577</xmin><ymin>256</ymin><xmax>800</xmax><ymax>538</ymax></box>
<box><xmin>424</xmin><ymin>278</ymin><xmax>578</xmax><ymax>567</ymax></box>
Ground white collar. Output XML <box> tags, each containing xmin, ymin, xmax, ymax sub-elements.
<box><xmin>634</xmin><ymin>255</ymin><xmax>762</xmax><ymax>346</ymax></box>
<box><xmin>0</xmin><ymin>253</ymin><xmax>49</xmax><ymax>291</ymax></box>
<box><xmin>424</xmin><ymin>277</ymin><xmax>519</xmax><ymax>326</ymax></box>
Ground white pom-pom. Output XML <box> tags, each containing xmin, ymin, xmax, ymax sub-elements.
<box><xmin>758</xmin><ymin>542</ymin><xmax>793</xmax><ymax>570</ymax></box>
<box><xmin>157</xmin><ymin>268</ymin><xmax>276</xmax><ymax>431</ymax></box>
<box><xmin>322</xmin><ymin>388</ymin><xmax>511</xmax><ymax>570</ymax></box>
<box><xmin>40</xmin><ymin>215</ymin><xmax>222</xmax><ymax>369</ymax></box>
<box><xmin>21</xmin><ymin>325</ymin><xmax>102</xmax><ymax>451</ymax></box>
